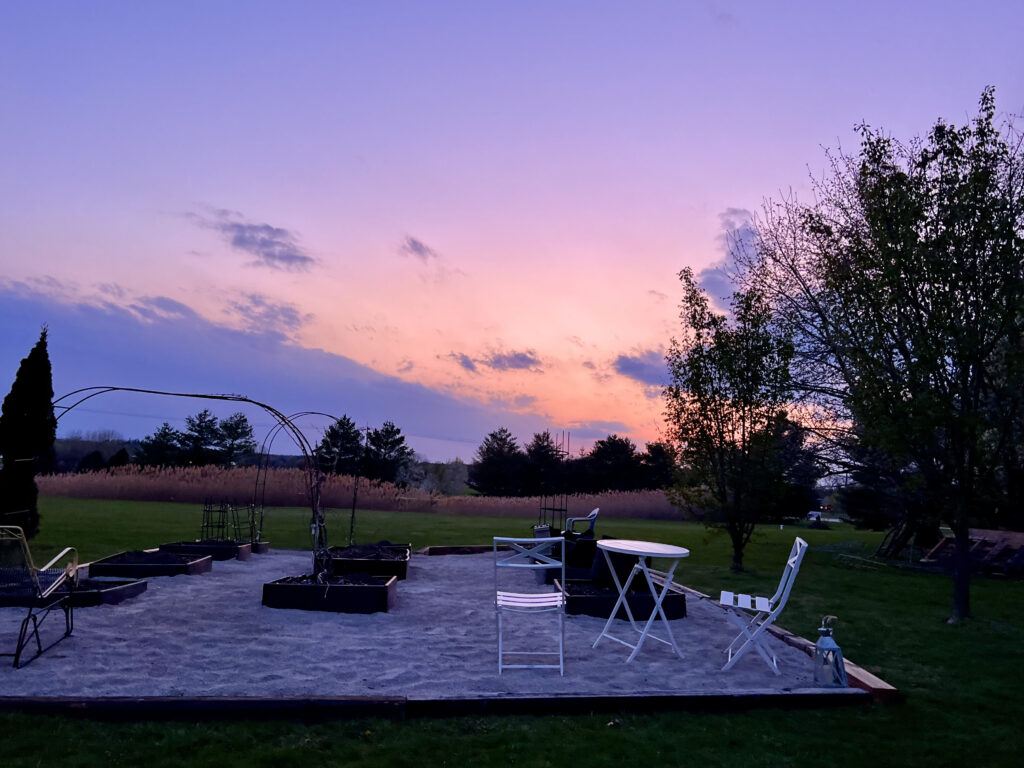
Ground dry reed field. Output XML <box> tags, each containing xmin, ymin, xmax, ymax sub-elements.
<box><xmin>37</xmin><ymin>466</ymin><xmax>684</xmax><ymax>519</ymax></box>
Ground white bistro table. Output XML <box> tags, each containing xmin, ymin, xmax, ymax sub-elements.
<box><xmin>592</xmin><ymin>539</ymin><xmax>689</xmax><ymax>662</ymax></box>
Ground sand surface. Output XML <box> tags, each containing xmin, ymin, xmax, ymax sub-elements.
<box><xmin>0</xmin><ymin>550</ymin><xmax>818</xmax><ymax>700</ymax></box>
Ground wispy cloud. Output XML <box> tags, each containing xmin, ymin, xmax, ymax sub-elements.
<box><xmin>450</xmin><ymin>352</ymin><xmax>479</xmax><ymax>373</ymax></box>
<box><xmin>226</xmin><ymin>293</ymin><xmax>312</xmax><ymax>336</ymax></box>
<box><xmin>189</xmin><ymin>209</ymin><xmax>316</xmax><ymax>271</ymax></box>
<box><xmin>448</xmin><ymin>347</ymin><xmax>544</xmax><ymax>374</ymax></box>
<box><xmin>132</xmin><ymin>296</ymin><xmax>200</xmax><ymax>321</ymax></box>
<box><xmin>483</xmin><ymin>349</ymin><xmax>542</xmax><ymax>372</ymax></box>
<box><xmin>398</xmin><ymin>235</ymin><xmax>466</xmax><ymax>283</ymax></box>
<box><xmin>567</xmin><ymin>420</ymin><xmax>631</xmax><ymax>439</ymax></box>
<box><xmin>399</xmin><ymin>236</ymin><xmax>440</xmax><ymax>262</ymax></box>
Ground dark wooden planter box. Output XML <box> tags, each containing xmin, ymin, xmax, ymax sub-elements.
<box><xmin>68</xmin><ymin>578</ymin><xmax>149</xmax><ymax>607</ymax></box>
<box><xmin>251</xmin><ymin>541</ymin><xmax>270</xmax><ymax>554</ymax></box>
<box><xmin>557</xmin><ymin>580</ymin><xmax>687</xmax><ymax>621</ymax></box>
<box><xmin>159</xmin><ymin>540</ymin><xmax>252</xmax><ymax>561</ymax></box>
<box><xmin>329</xmin><ymin>544</ymin><xmax>411</xmax><ymax>580</ymax></box>
<box><xmin>0</xmin><ymin>578</ymin><xmax>146</xmax><ymax>608</ymax></box>
<box><xmin>88</xmin><ymin>550</ymin><xmax>214</xmax><ymax>578</ymax></box>
<box><xmin>262</xmin><ymin>574</ymin><xmax>398</xmax><ymax>613</ymax></box>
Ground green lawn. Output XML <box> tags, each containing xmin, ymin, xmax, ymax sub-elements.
<box><xmin>2</xmin><ymin>496</ymin><xmax>1023</xmax><ymax>767</ymax></box>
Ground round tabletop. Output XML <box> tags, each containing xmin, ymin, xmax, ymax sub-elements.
<box><xmin>597</xmin><ymin>539</ymin><xmax>689</xmax><ymax>558</ymax></box>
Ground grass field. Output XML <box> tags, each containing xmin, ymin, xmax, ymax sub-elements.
<box><xmin>2</xmin><ymin>496</ymin><xmax>1023</xmax><ymax>767</ymax></box>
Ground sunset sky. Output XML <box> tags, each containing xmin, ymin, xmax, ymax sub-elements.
<box><xmin>2</xmin><ymin>1</ymin><xmax>1021</xmax><ymax>460</ymax></box>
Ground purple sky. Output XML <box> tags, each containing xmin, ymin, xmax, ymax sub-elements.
<box><xmin>2</xmin><ymin>1</ymin><xmax>1021</xmax><ymax>460</ymax></box>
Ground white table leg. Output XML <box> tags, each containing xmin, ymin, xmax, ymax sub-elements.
<box><xmin>626</xmin><ymin>558</ymin><xmax>683</xmax><ymax>662</ymax></box>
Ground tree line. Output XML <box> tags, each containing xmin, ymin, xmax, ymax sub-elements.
<box><xmin>468</xmin><ymin>427</ymin><xmax>676</xmax><ymax>496</ymax></box>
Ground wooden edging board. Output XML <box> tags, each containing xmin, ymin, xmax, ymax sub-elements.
<box><xmin>0</xmin><ymin>688</ymin><xmax>869</xmax><ymax>721</ymax></box>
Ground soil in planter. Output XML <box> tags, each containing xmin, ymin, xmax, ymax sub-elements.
<box><xmin>275</xmin><ymin>572</ymin><xmax>385</xmax><ymax>586</ymax></box>
<box><xmin>328</xmin><ymin>540</ymin><xmax>407</xmax><ymax>560</ymax></box>
<box><xmin>102</xmin><ymin>550</ymin><xmax>197</xmax><ymax>565</ymax></box>
<box><xmin>89</xmin><ymin>549</ymin><xmax>213</xmax><ymax>578</ymax></box>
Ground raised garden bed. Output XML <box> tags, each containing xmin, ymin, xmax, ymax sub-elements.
<box><xmin>159</xmin><ymin>540</ymin><xmax>252</xmax><ymax>561</ymax></box>
<box><xmin>557</xmin><ymin>580</ymin><xmax>687</xmax><ymax>621</ymax></box>
<box><xmin>0</xmin><ymin>577</ymin><xmax>146</xmax><ymax>608</ymax></box>
<box><xmin>262</xmin><ymin>573</ymin><xmax>398</xmax><ymax>613</ymax></box>
<box><xmin>251</xmin><ymin>541</ymin><xmax>270</xmax><ymax>555</ymax></box>
<box><xmin>88</xmin><ymin>550</ymin><xmax>213</xmax><ymax>578</ymax></box>
<box><xmin>329</xmin><ymin>542</ymin><xmax>411</xmax><ymax>580</ymax></box>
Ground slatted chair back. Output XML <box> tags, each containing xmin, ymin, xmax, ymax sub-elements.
<box><xmin>767</xmin><ymin>536</ymin><xmax>808</xmax><ymax>617</ymax></box>
<box><xmin>719</xmin><ymin>536</ymin><xmax>807</xmax><ymax>675</ymax></box>
<box><xmin>493</xmin><ymin>536</ymin><xmax>567</xmax><ymax>675</ymax></box>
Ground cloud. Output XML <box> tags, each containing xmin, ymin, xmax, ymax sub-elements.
<box><xmin>567</xmin><ymin>420</ymin><xmax>631</xmax><ymax>439</ymax></box>
<box><xmin>483</xmin><ymin>349</ymin><xmax>542</xmax><ymax>372</ymax></box>
<box><xmin>398</xmin><ymin>235</ymin><xmax>466</xmax><ymax>283</ymax></box>
<box><xmin>647</xmin><ymin>289</ymin><xmax>669</xmax><ymax>302</ymax></box>
<box><xmin>613</xmin><ymin>349</ymin><xmax>668</xmax><ymax>387</ymax></box>
<box><xmin>697</xmin><ymin>207</ymin><xmax>755</xmax><ymax>306</ymax></box>
<box><xmin>399</xmin><ymin>236</ymin><xmax>440</xmax><ymax>262</ymax></box>
<box><xmin>96</xmin><ymin>283</ymin><xmax>125</xmax><ymax>298</ymax></box>
<box><xmin>132</xmin><ymin>296</ymin><xmax>200</xmax><ymax>321</ymax></box>
<box><xmin>450</xmin><ymin>348</ymin><xmax>543</xmax><ymax>374</ymax></box>
<box><xmin>0</xmin><ymin>284</ymin><xmax>552</xmax><ymax>461</ymax></box>
<box><xmin>450</xmin><ymin>352</ymin><xmax>478</xmax><ymax>373</ymax></box>
<box><xmin>189</xmin><ymin>209</ymin><xmax>315</xmax><ymax>271</ymax></box>
<box><xmin>226</xmin><ymin>293</ymin><xmax>312</xmax><ymax>336</ymax></box>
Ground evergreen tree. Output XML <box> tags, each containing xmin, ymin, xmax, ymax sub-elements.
<box><xmin>468</xmin><ymin>427</ymin><xmax>526</xmax><ymax>496</ymax></box>
<box><xmin>316</xmin><ymin>415</ymin><xmax>364</xmax><ymax>476</ymax></box>
<box><xmin>0</xmin><ymin>328</ymin><xmax>57</xmax><ymax>537</ymax></box>
<box><xmin>524</xmin><ymin>431</ymin><xmax>564</xmax><ymax>496</ymax></box>
<box><xmin>181</xmin><ymin>409</ymin><xmax>222</xmax><ymax>466</ymax></box>
<box><xmin>364</xmin><ymin>421</ymin><xmax>415</xmax><ymax>485</ymax></box>
<box><xmin>137</xmin><ymin>422</ymin><xmax>184</xmax><ymax>467</ymax></box>
<box><xmin>586</xmin><ymin>434</ymin><xmax>643</xmax><ymax>491</ymax></box>
<box><xmin>218</xmin><ymin>412</ymin><xmax>257</xmax><ymax>466</ymax></box>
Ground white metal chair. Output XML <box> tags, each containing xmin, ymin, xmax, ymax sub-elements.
<box><xmin>719</xmin><ymin>536</ymin><xmax>807</xmax><ymax>675</ymax></box>
<box><xmin>564</xmin><ymin>508</ymin><xmax>599</xmax><ymax>537</ymax></box>
<box><xmin>494</xmin><ymin>536</ymin><xmax>566</xmax><ymax>675</ymax></box>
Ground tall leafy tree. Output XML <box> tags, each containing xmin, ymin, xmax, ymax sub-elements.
<box><xmin>664</xmin><ymin>268</ymin><xmax>795</xmax><ymax>571</ymax></box>
<box><xmin>218</xmin><ymin>412</ymin><xmax>257</xmax><ymax>466</ymax></box>
<box><xmin>0</xmin><ymin>328</ymin><xmax>57</xmax><ymax>537</ymax></box>
<box><xmin>746</xmin><ymin>88</ymin><xmax>1024</xmax><ymax>620</ymax></box>
<box><xmin>364</xmin><ymin>421</ymin><xmax>415</xmax><ymax>485</ymax></box>
<box><xmin>468</xmin><ymin>427</ymin><xmax>526</xmax><ymax>496</ymax></box>
<box><xmin>316</xmin><ymin>415</ymin><xmax>364</xmax><ymax>476</ymax></box>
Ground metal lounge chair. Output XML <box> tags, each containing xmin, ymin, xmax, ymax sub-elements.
<box><xmin>719</xmin><ymin>536</ymin><xmax>807</xmax><ymax>675</ymax></box>
<box><xmin>0</xmin><ymin>525</ymin><xmax>79</xmax><ymax>668</ymax></box>
<box><xmin>494</xmin><ymin>536</ymin><xmax>567</xmax><ymax>675</ymax></box>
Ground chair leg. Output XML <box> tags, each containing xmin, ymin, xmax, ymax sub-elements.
<box><xmin>721</xmin><ymin>611</ymin><xmax>780</xmax><ymax>674</ymax></box>
<box><xmin>558</xmin><ymin>610</ymin><xmax>565</xmax><ymax>676</ymax></box>
<box><xmin>14</xmin><ymin>608</ymin><xmax>42</xmax><ymax>669</ymax></box>
<box><xmin>497</xmin><ymin>610</ymin><xmax>503</xmax><ymax>675</ymax></box>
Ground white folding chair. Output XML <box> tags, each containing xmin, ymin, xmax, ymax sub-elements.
<box><xmin>719</xmin><ymin>537</ymin><xmax>808</xmax><ymax>675</ymax></box>
<box><xmin>494</xmin><ymin>536</ymin><xmax>566</xmax><ymax>675</ymax></box>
